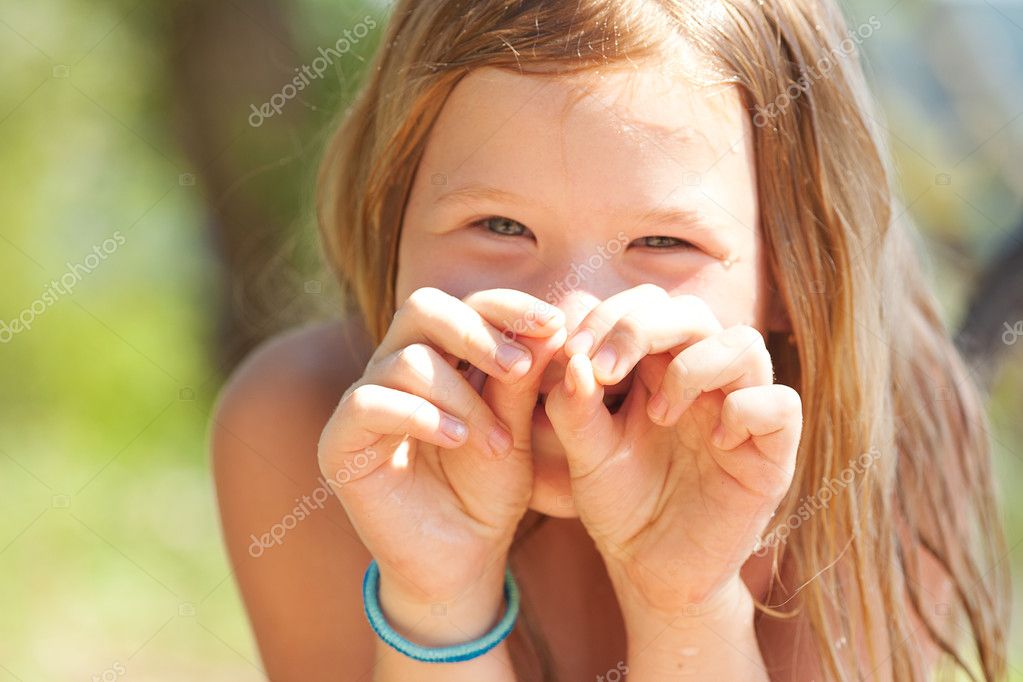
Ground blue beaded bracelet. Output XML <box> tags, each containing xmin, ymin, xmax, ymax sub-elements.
<box><xmin>362</xmin><ymin>559</ymin><xmax>520</xmax><ymax>663</ymax></box>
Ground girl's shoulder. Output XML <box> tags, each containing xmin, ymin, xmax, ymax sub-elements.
<box><xmin>228</xmin><ymin>313</ymin><xmax>373</xmax><ymax>396</ymax></box>
<box><xmin>211</xmin><ymin>316</ymin><xmax>373</xmax><ymax>469</ymax></box>
<box><xmin>210</xmin><ymin>314</ymin><xmax>380</xmax><ymax>680</ymax></box>
<box><xmin>215</xmin><ymin>313</ymin><xmax>375</xmax><ymax>433</ymax></box>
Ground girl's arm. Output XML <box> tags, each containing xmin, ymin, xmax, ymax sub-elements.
<box><xmin>211</xmin><ymin>320</ymin><xmax>525</xmax><ymax>681</ymax></box>
<box><xmin>615</xmin><ymin>575</ymin><xmax>769</xmax><ymax>680</ymax></box>
<box><xmin>541</xmin><ymin>287</ymin><xmax>800</xmax><ymax>678</ymax></box>
<box><xmin>619</xmin><ymin>543</ymin><xmax>948</xmax><ymax>681</ymax></box>
<box><xmin>370</xmin><ymin>571</ymin><xmax>517</xmax><ymax>681</ymax></box>
<box><xmin>218</xmin><ymin>289</ymin><xmax>571</xmax><ymax>680</ymax></box>
<box><xmin>211</xmin><ymin>323</ymin><xmax>379</xmax><ymax>680</ymax></box>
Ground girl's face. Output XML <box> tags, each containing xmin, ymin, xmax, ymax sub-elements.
<box><xmin>396</xmin><ymin>54</ymin><xmax>771</xmax><ymax>517</ymax></box>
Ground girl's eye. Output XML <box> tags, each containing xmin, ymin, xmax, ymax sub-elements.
<box><xmin>474</xmin><ymin>216</ymin><xmax>532</xmax><ymax>238</ymax></box>
<box><xmin>635</xmin><ymin>235</ymin><xmax>696</xmax><ymax>249</ymax></box>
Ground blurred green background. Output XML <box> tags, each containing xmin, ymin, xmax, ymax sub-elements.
<box><xmin>1</xmin><ymin>0</ymin><xmax>1021</xmax><ymax>679</ymax></box>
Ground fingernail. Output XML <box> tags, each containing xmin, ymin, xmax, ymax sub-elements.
<box><xmin>440</xmin><ymin>415</ymin><xmax>468</xmax><ymax>443</ymax></box>
<box><xmin>648</xmin><ymin>391</ymin><xmax>669</xmax><ymax>423</ymax></box>
<box><xmin>488</xmin><ymin>425</ymin><xmax>513</xmax><ymax>457</ymax></box>
<box><xmin>591</xmin><ymin>343</ymin><xmax>618</xmax><ymax>378</ymax></box>
<box><xmin>495</xmin><ymin>343</ymin><xmax>531</xmax><ymax>374</ymax></box>
<box><xmin>565</xmin><ymin>329</ymin><xmax>594</xmax><ymax>357</ymax></box>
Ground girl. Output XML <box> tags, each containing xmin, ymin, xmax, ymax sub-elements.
<box><xmin>212</xmin><ymin>0</ymin><xmax>1010</xmax><ymax>679</ymax></box>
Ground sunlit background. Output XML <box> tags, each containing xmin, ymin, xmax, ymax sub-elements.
<box><xmin>1</xmin><ymin>0</ymin><xmax>1021</xmax><ymax>679</ymax></box>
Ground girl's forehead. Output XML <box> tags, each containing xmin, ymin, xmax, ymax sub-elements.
<box><xmin>435</xmin><ymin>61</ymin><xmax>742</xmax><ymax>151</ymax></box>
<box><xmin>415</xmin><ymin>63</ymin><xmax>756</xmax><ymax>238</ymax></box>
<box><xmin>422</xmin><ymin>63</ymin><xmax>748</xmax><ymax>182</ymax></box>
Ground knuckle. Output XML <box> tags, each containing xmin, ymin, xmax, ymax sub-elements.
<box><xmin>461</xmin><ymin>394</ymin><xmax>487</xmax><ymax>423</ymax></box>
<box><xmin>678</xmin><ymin>294</ymin><xmax>712</xmax><ymax>316</ymax></box>
<box><xmin>612</xmin><ymin>315</ymin><xmax>644</xmax><ymax>351</ymax></box>
<box><xmin>721</xmin><ymin>324</ymin><xmax>765</xmax><ymax>350</ymax></box>
<box><xmin>462</xmin><ymin>287</ymin><xmax>509</xmax><ymax>307</ymax></box>
<box><xmin>666</xmin><ymin>354</ymin><xmax>691</xmax><ymax>387</ymax></box>
<box><xmin>412</xmin><ymin>395</ymin><xmax>433</xmax><ymax>420</ymax></box>
<box><xmin>775</xmin><ymin>384</ymin><xmax>803</xmax><ymax>416</ymax></box>
<box><xmin>345</xmin><ymin>384</ymin><xmax>376</xmax><ymax>414</ymax></box>
<box><xmin>405</xmin><ymin>286</ymin><xmax>445</xmax><ymax>317</ymax></box>
<box><xmin>637</xmin><ymin>283</ymin><xmax>669</xmax><ymax>300</ymax></box>
<box><xmin>395</xmin><ymin>342</ymin><xmax>434</xmax><ymax>370</ymax></box>
<box><xmin>458</xmin><ymin>322</ymin><xmax>486</xmax><ymax>362</ymax></box>
<box><xmin>339</xmin><ymin>377</ymin><xmax>364</xmax><ymax>404</ymax></box>
<box><xmin>615</xmin><ymin>312</ymin><xmax>642</xmax><ymax>336</ymax></box>
<box><xmin>460</xmin><ymin>289</ymin><xmax>484</xmax><ymax>306</ymax></box>
<box><xmin>430</xmin><ymin>375</ymin><xmax>460</xmax><ymax>405</ymax></box>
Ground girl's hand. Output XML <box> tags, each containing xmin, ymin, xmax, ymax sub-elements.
<box><xmin>544</xmin><ymin>285</ymin><xmax>801</xmax><ymax>621</ymax></box>
<box><xmin>317</xmin><ymin>287</ymin><xmax>566</xmax><ymax>628</ymax></box>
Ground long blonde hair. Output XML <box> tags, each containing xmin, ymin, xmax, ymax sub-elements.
<box><xmin>314</xmin><ymin>1</ymin><xmax>1010</xmax><ymax>679</ymax></box>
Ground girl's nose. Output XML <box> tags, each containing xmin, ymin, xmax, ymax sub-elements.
<box><xmin>548</xmin><ymin>289</ymin><xmax>602</xmax><ymax>338</ymax></box>
<box><xmin>533</xmin><ymin>289</ymin><xmax>603</xmax><ymax>392</ymax></box>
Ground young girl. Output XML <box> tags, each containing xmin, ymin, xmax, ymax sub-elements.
<box><xmin>212</xmin><ymin>0</ymin><xmax>1010</xmax><ymax>679</ymax></box>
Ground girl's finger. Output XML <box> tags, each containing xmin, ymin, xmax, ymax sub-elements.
<box><xmin>566</xmin><ymin>291</ymin><xmax>724</xmax><ymax>386</ymax></box>
<box><xmin>544</xmin><ymin>352</ymin><xmax>618</xmax><ymax>482</ymax></box>
<box><xmin>462</xmin><ymin>288</ymin><xmax>566</xmax><ymax>340</ymax></box>
<box><xmin>460</xmin><ymin>289</ymin><xmax>569</xmax><ymax>455</ymax></box>
<box><xmin>373</xmin><ymin>287</ymin><xmax>561</xmax><ymax>384</ymax></box>
<box><xmin>319</xmin><ymin>384</ymin><xmax>472</xmax><ymax>479</ymax></box>
<box><xmin>483</xmin><ymin>326</ymin><xmax>568</xmax><ymax>458</ymax></box>
<box><xmin>364</xmin><ymin>342</ymin><xmax>515</xmax><ymax>459</ymax></box>
<box><xmin>648</xmin><ymin>325</ymin><xmax>773</xmax><ymax>427</ymax></box>
<box><xmin>709</xmin><ymin>384</ymin><xmax>802</xmax><ymax>498</ymax></box>
<box><xmin>562</xmin><ymin>284</ymin><xmax>673</xmax><ymax>358</ymax></box>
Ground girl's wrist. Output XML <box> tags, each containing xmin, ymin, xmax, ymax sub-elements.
<box><xmin>375</xmin><ymin>560</ymin><xmax>510</xmax><ymax>648</ymax></box>
<box><xmin>616</xmin><ymin>576</ymin><xmax>767</xmax><ymax>680</ymax></box>
<box><xmin>606</xmin><ymin>565</ymin><xmax>755</xmax><ymax>643</ymax></box>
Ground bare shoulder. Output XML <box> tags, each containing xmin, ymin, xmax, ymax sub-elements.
<box><xmin>217</xmin><ymin>315</ymin><xmax>373</xmax><ymax>415</ymax></box>
<box><xmin>212</xmin><ymin>317</ymin><xmax>371</xmax><ymax>505</ymax></box>
<box><xmin>210</xmin><ymin>316</ymin><xmax>378</xmax><ymax>681</ymax></box>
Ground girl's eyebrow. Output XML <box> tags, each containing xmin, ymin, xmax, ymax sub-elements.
<box><xmin>434</xmin><ymin>183</ymin><xmax>538</xmax><ymax>208</ymax></box>
<box><xmin>624</xmin><ymin>205</ymin><xmax>709</xmax><ymax>231</ymax></box>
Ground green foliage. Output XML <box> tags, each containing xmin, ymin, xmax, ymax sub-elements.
<box><xmin>0</xmin><ymin>0</ymin><xmax>1020</xmax><ymax>678</ymax></box>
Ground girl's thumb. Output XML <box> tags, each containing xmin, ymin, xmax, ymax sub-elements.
<box><xmin>545</xmin><ymin>353</ymin><xmax>616</xmax><ymax>480</ymax></box>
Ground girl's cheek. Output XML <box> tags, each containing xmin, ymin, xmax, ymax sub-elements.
<box><xmin>666</xmin><ymin>264</ymin><xmax>762</xmax><ymax>328</ymax></box>
<box><xmin>397</xmin><ymin>272</ymin><xmax>504</xmax><ymax>306</ymax></box>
